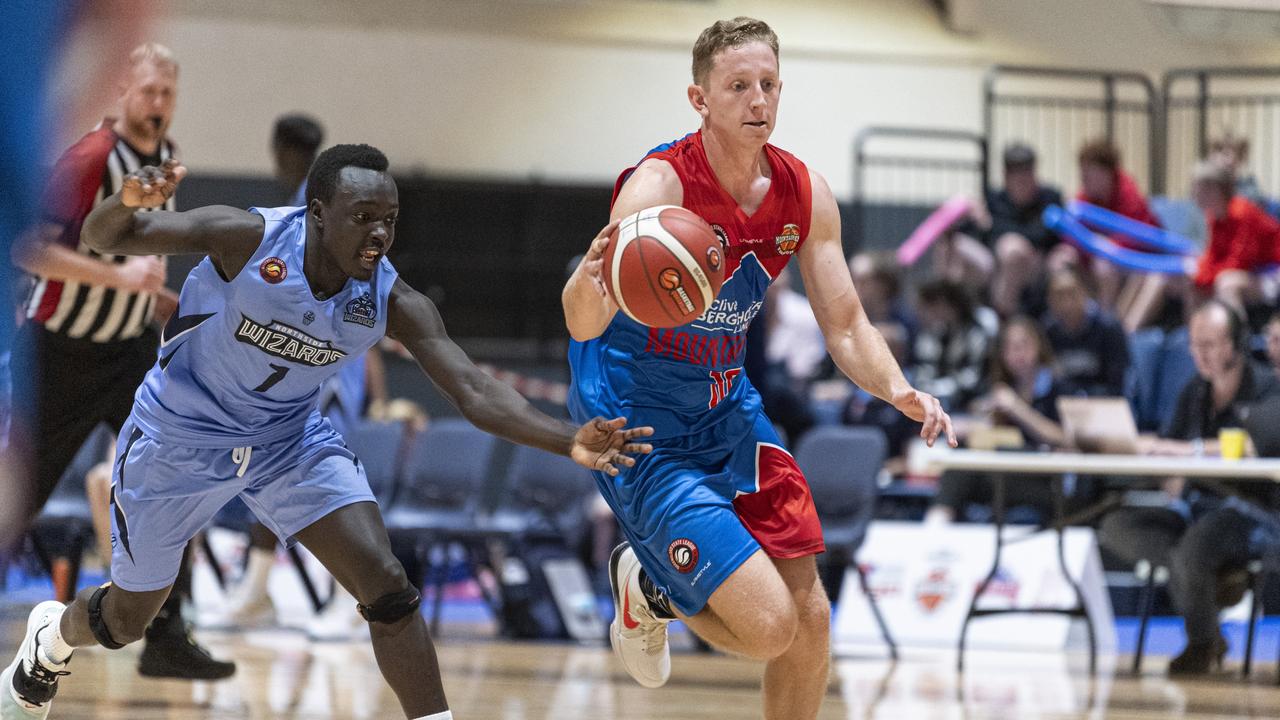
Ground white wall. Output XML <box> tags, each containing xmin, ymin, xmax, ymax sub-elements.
<box><xmin>63</xmin><ymin>0</ymin><xmax>1280</xmax><ymax>199</ymax></box>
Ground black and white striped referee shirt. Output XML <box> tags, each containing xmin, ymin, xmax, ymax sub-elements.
<box><xmin>25</xmin><ymin>120</ymin><xmax>175</xmax><ymax>343</ymax></box>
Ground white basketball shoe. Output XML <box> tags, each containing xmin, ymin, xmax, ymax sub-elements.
<box><xmin>1</xmin><ymin>601</ymin><xmax>71</xmax><ymax>720</ymax></box>
<box><xmin>608</xmin><ymin>542</ymin><xmax>672</xmax><ymax>688</ymax></box>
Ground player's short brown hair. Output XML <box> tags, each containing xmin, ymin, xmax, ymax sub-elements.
<box><xmin>1077</xmin><ymin>139</ymin><xmax>1120</xmax><ymax>171</ymax></box>
<box><xmin>691</xmin><ymin>17</ymin><xmax>779</xmax><ymax>85</ymax></box>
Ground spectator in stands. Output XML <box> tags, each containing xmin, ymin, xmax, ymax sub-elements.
<box><xmin>849</xmin><ymin>251</ymin><xmax>915</xmax><ymax>362</ymax></box>
<box><xmin>1191</xmin><ymin>158</ymin><xmax>1280</xmax><ymax>313</ymax></box>
<box><xmin>1210</xmin><ymin>133</ymin><xmax>1268</xmax><ymax>207</ymax></box>
<box><xmin>1042</xmin><ymin>266</ymin><xmax>1129</xmax><ymax>396</ymax></box>
<box><xmin>1267</xmin><ymin>311</ymin><xmax>1280</xmax><ymax>380</ymax></box>
<box><xmin>1064</xmin><ymin>140</ymin><xmax>1165</xmax><ymax>328</ymax></box>
<box><xmin>1099</xmin><ymin>300</ymin><xmax>1280</xmax><ymax>674</ymax></box>
<box><xmin>910</xmin><ymin>279</ymin><xmax>996</xmax><ymax>412</ymax></box>
<box><xmin>980</xmin><ymin>143</ymin><xmax>1065</xmax><ymax>317</ymax></box>
<box><xmin>924</xmin><ymin>317</ymin><xmax>1070</xmax><ymax>524</ymax></box>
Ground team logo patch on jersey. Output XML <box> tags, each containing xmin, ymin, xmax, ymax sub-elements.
<box><xmin>343</xmin><ymin>293</ymin><xmax>377</xmax><ymax>328</ymax></box>
<box><xmin>235</xmin><ymin>314</ymin><xmax>346</xmax><ymax>367</ymax></box>
<box><xmin>711</xmin><ymin>223</ymin><xmax>730</xmax><ymax>249</ymax></box>
<box><xmin>303</xmin><ymin>310</ymin><xmax>316</xmax><ymax>325</ymax></box>
<box><xmin>260</xmin><ymin>257</ymin><xmax>287</xmax><ymax>284</ymax></box>
<box><xmin>775</xmin><ymin>224</ymin><xmax>800</xmax><ymax>255</ymax></box>
<box><xmin>668</xmin><ymin>538</ymin><xmax>699</xmax><ymax>574</ymax></box>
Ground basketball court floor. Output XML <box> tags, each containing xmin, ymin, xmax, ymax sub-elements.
<box><xmin>6</xmin><ymin>609</ymin><xmax>1280</xmax><ymax>720</ymax></box>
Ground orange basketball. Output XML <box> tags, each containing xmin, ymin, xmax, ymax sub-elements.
<box><xmin>602</xmin><ymin>205</ymin><xmax>726</xmax><ymax>328</ymax></box>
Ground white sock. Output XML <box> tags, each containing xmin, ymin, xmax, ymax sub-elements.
<box><xmin>38</xmin><ymin>608</ymin><xmax>74</xmax><ymax>665</ymax></box>
<box><xmin>238</xmin><ymin>547</ymin><xmax>275</xmax><ymax>600</ymax></box>
<box><xmin>412</xmin><ymin>712</ymin><xmax>452</xmax><ymax>720</ymax></box>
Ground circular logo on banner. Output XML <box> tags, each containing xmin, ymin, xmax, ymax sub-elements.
<box><xmin>668</xmin><ymin>538</ymin><xmax>699</xmax><ymax>574</ymax></box>
<box><xmin>260</xmin><ymin>257</ymin><xmax>287</xmax><ymax>284</ymax></box>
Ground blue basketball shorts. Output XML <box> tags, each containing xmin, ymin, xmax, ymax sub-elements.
<box><xmin>593</xmin><ymin>410</ymin><xmax>825</xmax><ymax>616</ymax></box>
<box><xmin>109</xmin><ymin>412</ymin><xmax>374</xmax><ymax>592</ymax></box>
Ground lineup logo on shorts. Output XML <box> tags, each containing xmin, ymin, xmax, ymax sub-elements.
<box><xmin>235</xmin><ymin>314</ymin><xmax>346</xmax><ymax>367</ymax></box>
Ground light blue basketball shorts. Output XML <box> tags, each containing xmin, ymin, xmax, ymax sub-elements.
<box><xmin>109</xmin><ymin>412</ymin><xmax>374</xmax><ymax>592</ymax></box>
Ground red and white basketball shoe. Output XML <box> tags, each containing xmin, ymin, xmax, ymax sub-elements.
<box><xmin>608</xmin><ymin>542</ymin><xmax>671</xmax><ymax>688</ymax></box>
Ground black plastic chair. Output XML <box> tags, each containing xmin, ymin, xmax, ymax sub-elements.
<box><xmin>793</xmin><ymin>425</ymin><xmax>897</xmax><ymax>659</ymax></box>
<box><xmin>345</xmin><ymin>418</ymin><xmax>408</xmax><ymax>506</ymax></box>
<box><xmin>484</xmin><ymin>444</ymin><xmax>595</xmax><ymax>543</ymax></box>
<box><xmin>382</xmin><ymin>418</ymin><xmax>503</xmax><ymax>632</ymax></box>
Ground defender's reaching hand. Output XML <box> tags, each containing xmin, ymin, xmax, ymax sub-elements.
<box><xmin>571</xmin><ymin>416</ymin><xmax>654</xmax><ymax>476</ymax></box>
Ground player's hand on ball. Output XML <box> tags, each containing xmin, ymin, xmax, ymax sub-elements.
<box><xmin>121</xmin><ymin>158</ymin><xmax>186</xmax><ymax>209</ymax></box>
<box><xmin>571</xmin><ymin>416</ymin><xmax>654</xmax><ymax>476</ymax></box>
<box><xmin>892</xmin><ymin>387</ymin><xmax>957</xmax><ymax>448</ymax></box>
<box><xmin>581</xmin><ymin>219</ymin><xmax>621</xmax><ymax>299</ymax></box>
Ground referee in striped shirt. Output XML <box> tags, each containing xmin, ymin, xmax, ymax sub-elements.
<box><xmin>11</xmin><ymin>43</ymin><xmax>233</xmax><ymax>681</ymax></box>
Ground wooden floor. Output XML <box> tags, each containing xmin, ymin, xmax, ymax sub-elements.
<box><xmin>7</xmin><ymin>617</ymin><xmax>1280</xmax><ymax>719</ymax></box>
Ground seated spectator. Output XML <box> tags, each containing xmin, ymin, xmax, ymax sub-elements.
<box><xmin>932</xmin><ymin>144</ymin><xmax>1063</xmax><ymax>309</ymax></box>
<box><xmin>1267</xmin><ymin>311</ymin><xmax>1280</xmax><ymax>380</ymax></box>
<box><xmin>1210</xmin><ymin>133</ymin><xmax>1268</xmax><ymax>207</ymax></box>
<box><xmin>984</xmin><ymin>143</ymin><xmax>1065</xmax><ymax>317</ymax></box>
<box><xmin>1098</xmin><ymin>300</ymin><xmax>1280</xmax><ymax>675</ymax></box>
<box><xmin>1058</xmin><ymin>140</ymin><xmax>1167</xmax><ymax>330</ymax></box>
<box><xmin>1191</xmin><ymin>158</ymin><xmax>1280</xmax><ymax>313</ymax></box>
<box><xmin>849</xmin><ymin>251</ymin><xmax>915</xmax><ymax>362</ymax></box>
<box><xmin>925</xmin><ymin>317</ymin><xmax>1071</xmax><ymax>524</ymax></box>
<box><xmin>911</xmin><ymin>279</ymin><xmax>996</xmax><ymax>411</ymax></box>
<box><xmin>1042</xmin><ymin>267</ymin><xmax>1129</xmax><ymax>396</ymax></box>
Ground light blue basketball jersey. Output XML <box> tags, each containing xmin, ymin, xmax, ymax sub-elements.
<box><xmin>129</xmin><ymin>206</ymin><xmax>397</xmax><ymax>447</ymax></box>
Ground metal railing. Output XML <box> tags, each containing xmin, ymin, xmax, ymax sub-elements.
<box><xmin>1163</xmin><ymin>66</ymin><xmax>1280</xmax><ymax>197</ymax></box>
<box><xmin>850</xmin><ymin>126</ymin><xmax>987</xmax><ymax>253</ymax></box>
<box><xmin>984</xmin><ymin>65</ymin><xmax>1159</xmax><ymax>196</ymax></box>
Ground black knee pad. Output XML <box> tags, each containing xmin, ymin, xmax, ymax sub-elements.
<box><xmin>357</xmin><ymin>586</ymin><xmax>421</xmax><ymax>624</ymax></box>
<box><xmin>87</xmin><ymin>584</ymin><xmax>126</xmax><ymax>650</ymax></box>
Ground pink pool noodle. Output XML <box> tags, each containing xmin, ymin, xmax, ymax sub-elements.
<box><xmin>896</xmin><ymin>195</ymin><xmax>973</xmax><ymax>266</ymax></box>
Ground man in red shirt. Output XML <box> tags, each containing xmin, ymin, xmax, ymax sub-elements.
<box><xmin>1058</xmin><ymin>140</ymin><xmax>1167</xmax><ymax>330</ymax></box>
<box><xmin>1192</xmin><ymin>159</ymin><xmax>1280</xmax><ymax>312</ymax></box>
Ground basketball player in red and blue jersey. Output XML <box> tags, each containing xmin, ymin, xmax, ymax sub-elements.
<box><xmin>563</xmin><ymin>18</ymin><xmax>956</xmax><ymax>718</ymax></box>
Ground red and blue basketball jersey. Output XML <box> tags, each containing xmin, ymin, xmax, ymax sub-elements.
<box><xmin>568</xmin><ymin>131</ymin><xmax>812</xmax><ymax>440</ymax></box>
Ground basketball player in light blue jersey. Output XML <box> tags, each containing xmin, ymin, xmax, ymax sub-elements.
<box><xmin>0</xmin><ymin>145</ymin><xmax>653</xmax><ymax>720</ymax></box>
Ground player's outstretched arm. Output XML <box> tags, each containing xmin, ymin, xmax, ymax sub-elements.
<box><xmin>797</xmin><ymin>169</ymin><xmax>957</xmax><ymax>448</ymax></box>
<box><xmin>83</xmin><ymin>159</ymin><xmax>263</xmax><ymax>276</ymax></box>
<box><xmin>388</xmin><ymin>278</ymin><xmax>654</xmax><ymax>475</ymax></box>
<box><xmin>561</xmin><ymin>159</ymin><xmax>683</xmax><ymax>341</ymax></box>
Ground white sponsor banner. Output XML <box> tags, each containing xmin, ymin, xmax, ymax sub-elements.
<box><xmin>833</xmin><ymin>520</ymin><xmax>1116</xmax><ymax>654</ymax></box>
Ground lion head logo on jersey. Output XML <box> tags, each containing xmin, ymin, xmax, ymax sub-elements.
<box><xmin>259</xmin><ymin>257</ymin><xmax>287</xmax><ymax>284</ymax></box>
<box><xmin>668</xmin><ymin>538</ymin><xmax>699</xmax><ymax>574</ymax></box>
<box><xmin>775</xmin><ymin>224</ymin><xmax>800</xmax><ymax>255</ymax></box>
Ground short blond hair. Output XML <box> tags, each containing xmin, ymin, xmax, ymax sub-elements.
<box><xmin>691</xmin><ymin>17</ymin><xmax>778</xmax><ymax>85</ymax></box>
<box><xmin>128</xmin><ymin>42</ymin><xmax>178</xmax><ymax>73</ymax></box>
